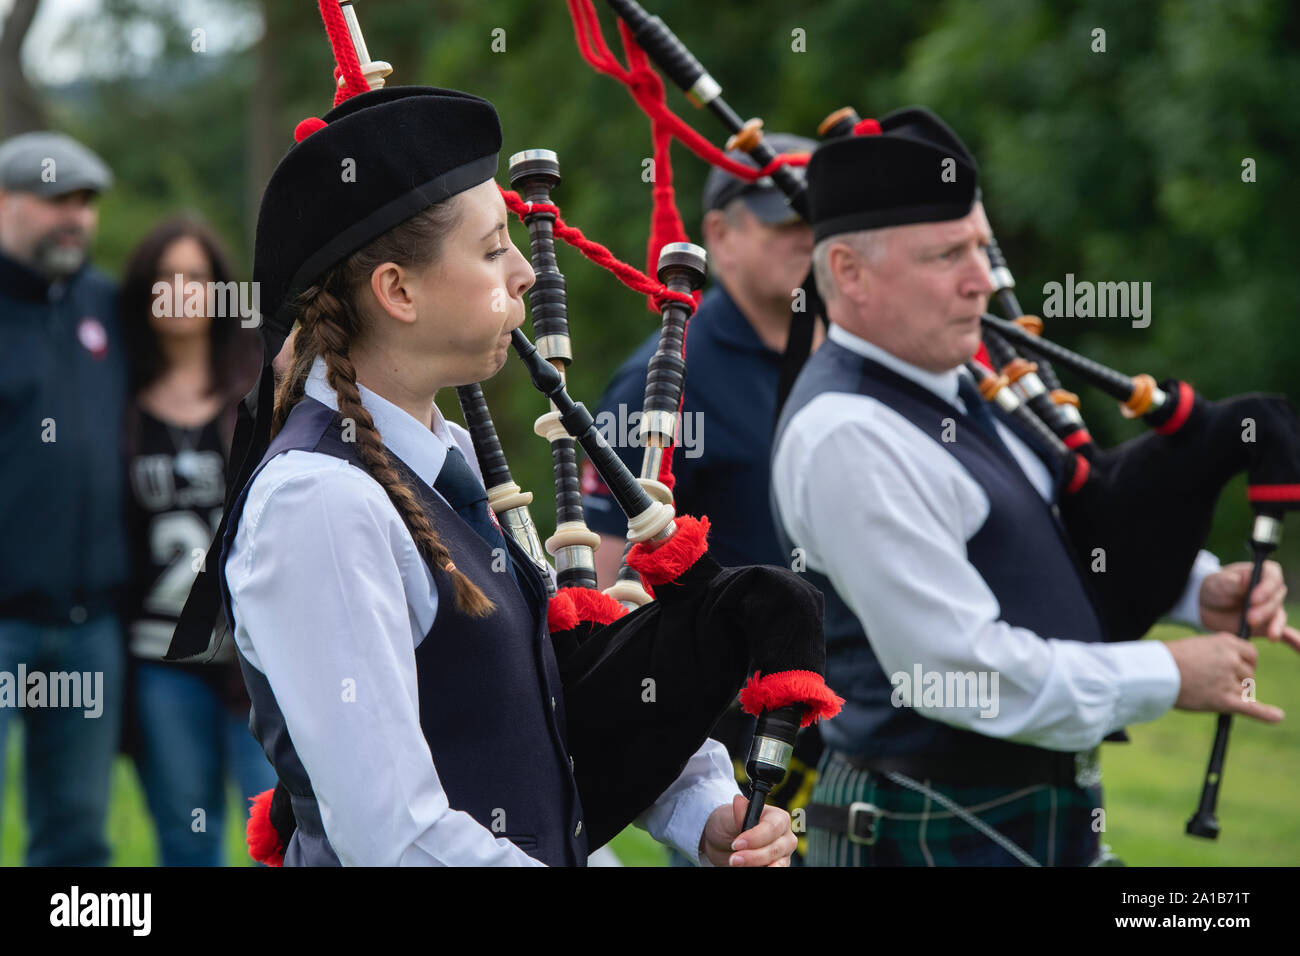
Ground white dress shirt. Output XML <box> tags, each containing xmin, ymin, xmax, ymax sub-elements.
<box><xmin>226</xmin><ymin>356</ymin><xmax>739</xmax><ymax>866</ymax></box>
<box><xmin>772</xmin><ymin>323</ymin><xmax>1219</xmax><ymax>753</ymax></box>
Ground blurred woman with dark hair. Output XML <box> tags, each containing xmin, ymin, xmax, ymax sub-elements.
<box><xmin>118</xmin><ymin>216</ymin><xmax>273</xmax><ymax>866</ymax></box>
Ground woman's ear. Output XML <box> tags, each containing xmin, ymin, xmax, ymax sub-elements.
<box><xmin>368</xmin><ymin>261</ymin><xmax>419</xmax><ymax>324</ymax></box>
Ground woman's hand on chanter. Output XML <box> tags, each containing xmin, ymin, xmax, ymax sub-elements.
<box><xmin>699</xmin><ymin>794</ymin><xmax>796</xmax><ymax>867</ymax></box>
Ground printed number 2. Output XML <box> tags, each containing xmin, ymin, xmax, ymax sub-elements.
<box><xmin>144</xmin><ymin>511</ymin><xmax>219</xmax><ymax>616</ymax></box>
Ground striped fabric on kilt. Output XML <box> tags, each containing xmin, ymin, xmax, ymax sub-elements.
<box><xmin>806</xmin><ymin>752</ymin><xmax>1107</xmax><ymax>867</ymax></box>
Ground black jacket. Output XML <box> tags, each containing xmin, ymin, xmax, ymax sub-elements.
<box><xmin>0</xmin><ymin>250</ymin><xmax>127</xmax><ymax>623</ymax></box>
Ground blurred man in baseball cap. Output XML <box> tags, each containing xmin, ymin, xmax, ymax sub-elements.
<box><xmin>0</xmin><ymin>130</ymin><xmax>127</xmax><ymax>866</ymax></box>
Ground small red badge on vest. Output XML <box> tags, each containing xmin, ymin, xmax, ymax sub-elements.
<box><xmin>77</xmin><ymin>317</ymin><xmax>108</xmax><ymax>359</ymax></box>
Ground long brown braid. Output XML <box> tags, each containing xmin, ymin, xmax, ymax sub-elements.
<box><xmin>270</xmin><ymin>200</ymin><xmax>495</xmax><ymax>618</ymax></box>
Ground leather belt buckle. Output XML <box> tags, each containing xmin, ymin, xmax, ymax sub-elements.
<box><xmin>847</xmin><ymin>801</ymin><xmax>880</xmax><ymax>846</ymax></box>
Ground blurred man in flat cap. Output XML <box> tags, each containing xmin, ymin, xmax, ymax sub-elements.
<box><xmin>0</xmin><ymin>131</ymin><xmax>127</xmax><ymax>865</ymax></box>
<box><xmin>582</xmin><ymin>133</ymin><xmax>825</xmax><ymax>864</ymax></box>
<box><xmin>771</xmin><ymin>108</ymin><xmax>1297</xmax><ymax>866</ymax></box>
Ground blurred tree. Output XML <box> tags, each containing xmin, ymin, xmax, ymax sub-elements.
<box><xmin>0</xmin><ymin>0</ymin><xmax>49</xmax><ymax>135</ymax></box>
<box><xmin>897</xmin><ymin>0</ymin><xmax>1300</xmax><ymax>571</ymax></box>
<box><xmin>18</xmin><ymin>0</ymin><xmax>1300</xmax><ymax>580</ymax></box>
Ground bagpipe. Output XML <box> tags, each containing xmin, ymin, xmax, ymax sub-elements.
<box><xmin>573</xmin><ymin>0</ymin><xmax>1300</xmax><ymax>838</ymax></box>
<box><xmin>229</xmin><ymin>0</ymin><xmax>840</xmax><ymax>857</ymax></box>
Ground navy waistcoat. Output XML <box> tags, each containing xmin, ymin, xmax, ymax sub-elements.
<box><xmin>773</xmin><ymin>341</ymin><xmax>1109</xmax><ymax>762</ymax></box>
<box><xmin>218</xmin><ymin>396</ymin><xmax>587</xmax><ymax>866</ymax></box>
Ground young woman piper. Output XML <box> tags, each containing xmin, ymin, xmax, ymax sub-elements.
<box><xmin>214</xmin><ymin>84</ymin><xmax>799</xmax><ymax>866</ymax></box>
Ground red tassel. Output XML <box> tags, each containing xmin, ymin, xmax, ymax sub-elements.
<box><xmin>246</xmin><ymin>788</ymin><xmax>286</xmax><ymax>867</ymax></box>
<box><xmin>546</xmin><ymin>589</ymin><xmax>580</xmax><ymax>634</ymax></box>
<box><xmin>548</xmin><ymin>587</ymin><xmax>629</xmax><ymax>636</ymax></box>
<box><xmin>852</xmin><ymin>118</ymin><xmax>883</xmax><ymax>136</ymax></box>
<box><xmin>566</xmin><ymin>586</ymin><xmax>629</xmax><ymax>625</ymax></box>
<box><xmin>626</xmin><ymin>514</ymin><xmax>710</xmax><ymax>586</ymax></box>
<box><xmin>739</xmin><ymin>670</ymin><xmax>844</xmax><ymax>727</ymax></box>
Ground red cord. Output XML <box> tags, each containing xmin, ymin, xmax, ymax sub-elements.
<box><xmin>499</xmin><ymin>186</ymin><xmax>694</xmax><ymax>487</ymax></box>
<box><xmin>568</xmin><ymin>0</ymin><xmax>809</xmax><ymax>185</ymax></box>
<box><xmin>572</xmin><ymin>0</ymin><xmax>796</xmax><ymax>487</ymax></box>
<box><xmin>499</xmin><ymin>189</ymin><xmax>695</xmax><ymax>311</ymax></box>
<box><xmin>318</xmin><ymin>1</ymin><xmax>369</xmax><ymax>106</ymax></box>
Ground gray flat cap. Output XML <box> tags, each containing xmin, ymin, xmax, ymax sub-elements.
<box><xmin>0</xmin><ymin>131</ymin><xmax>112</xmax><ymax>197</ymax></box>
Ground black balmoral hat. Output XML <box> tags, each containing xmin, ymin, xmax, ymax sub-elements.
<box><xmin>255</xmin><ymin>85</ymin><xmax>502</xmax><ymax>345</ymax></box>
<box><xmin>807</xmin><ymin>106</ymin><xmax>979</xmax><ymax>242</ymax></box>
<box><xmin>169</xmin><ymin>86</ymin><xmax>501</xmax><ymax>663</ymax></box>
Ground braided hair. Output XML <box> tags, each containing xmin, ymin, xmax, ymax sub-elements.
<box><xmin>271</xmin><ymin>199</ymin><xmax>495</xmax><ymax>618</ymax></box>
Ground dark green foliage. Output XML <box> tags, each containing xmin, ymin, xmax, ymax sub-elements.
<box><xmin>38</xmin><ymin>0</ymin><xmax>1300</xmax><ymax>579</ymax></box>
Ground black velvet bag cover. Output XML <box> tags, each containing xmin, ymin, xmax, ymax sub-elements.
<box><xmin>1062</xmin><ymin>386</ymin><xmax>1300</xmax><ymax>642</ymax></box>
<box><xmin>558</xmin><ymin>555</ymin><xmax>827</xmax><ymax>850</ymax></box>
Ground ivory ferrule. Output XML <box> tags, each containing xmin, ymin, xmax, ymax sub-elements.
<box><xmin>534</xmin><ymin>410</ymin><xmax>567</xmax><ymax>443</ymax></box>
<box><xmin>604</xmin><ymin>579</ymin><xmax>653</xmax><ymax>608</ymax></box>
<box><xmin>635</xmin><ymin>477</ymin><xmax>674</xmax><ymax>505</ymax></box>
<box><xmin>1012</xmin><ymin>372</ymin><xmax>1047</xmax><ymax>401</ymax></box>
<box><xmin>625</xmin><ymin>500</ymin><xmax>676</xmax><ymax>544</ymax></box>
<box><xmin>992</xmin><ymin>385</ymin><xmax>1021</xmax><ymax>414</ymax></box>
<box><xmin>689</xmin><ymin>74</ymin><xmax>722</xmax><ymax>105</ymax></box>
<box><xmin>1251</xmin><ymin>515</ymin><xmax>1283</xmax><ymax>548</ymax></box>
<box><xmin>485</xmin><ymin>481</ymin><xmax>533</xmax><ymax>513</ymax></box>
<box><xmin>546</xmin><ymin>521</ymin><xmax>603</xmax><ymax>555</ymax></box>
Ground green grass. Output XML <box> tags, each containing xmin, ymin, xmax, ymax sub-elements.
<box><xmin>5</xmin><ymin>616</ymin><xmax>1298</xmax><ymax>866</ymax></box>
<box><xmin>1</xmin><ymin>738</ymin><xmax>254</xmax><ymax>867</ymax></box>
<box><xmin>1097</xmin><ymin>621</ymin><xmax>1300</xmax><ymax>866</ymax></box>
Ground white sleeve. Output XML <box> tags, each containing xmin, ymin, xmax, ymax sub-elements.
<box><xmin>226</xmin><ymin>459</ymin><xmax>545</xmax><ymax>866</ymax></box>
<box><xmin>635</xmin><ymin>738</ymin><xmax>741</xmax><ymax>865</ymax></box>
<box><xmin>772</xmin><ymin>401</ymin><xmax>1181</xmax><ymax>753</ymax></box>
<box><xmin>1165</xmin><ymin>549</ymin><xmax>1222</xmax><ymax>629</ymax></box>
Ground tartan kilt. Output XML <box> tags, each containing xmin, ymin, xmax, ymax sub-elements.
<box><xmin>806</xmin><ymin>751</ymin><xmax>1107</xmax><ymax>867</ymax></box>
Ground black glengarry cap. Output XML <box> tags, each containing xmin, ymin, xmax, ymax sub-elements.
<box><xmin>807</xmin><ymin>106</ymin><xmax>978</xmax><ymax>242</ymax></box>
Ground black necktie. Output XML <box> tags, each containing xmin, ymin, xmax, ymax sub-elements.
<box><xmin>956</xmin><ymin>374</ymin><xmax>1017</xmax><ymax>463</ymax></box>
<box><xmin>433</xmin><ymin>447</ymin><xmax>519</xmax><ymax>589</ymax></box>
